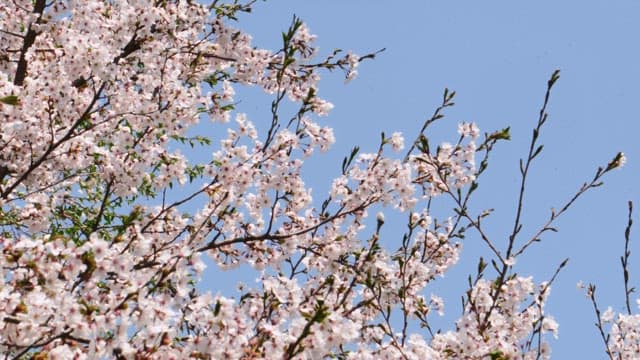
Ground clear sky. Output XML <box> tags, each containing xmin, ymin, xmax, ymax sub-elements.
<box><xmin>201</xmin><ymin>1</ymin><xmax>640</xmax><ymax>358</ymax></box>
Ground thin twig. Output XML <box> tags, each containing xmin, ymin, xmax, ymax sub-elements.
<box><xmin>622</xmin><ymin>201</ymin><xmax>634</xmax><ymax>315</ymax></box>
<box><xmin>588</xmin><ymin>284</ymin><xmax>616</xmax><ymax>360</ymax></box>
<box><xmin>507</xmin><ymin>69</ymin><xmax>560</xmax><ymax>258</ymax></box>
<box><xmin>403</xmin><ymin>88</ymin><xmax>456</xmax><ymax>162</ymax></box>
<box><xmin>478</xmin><ymin>70</ymin><xmax>560</xmax><ymax>333</ymax></box>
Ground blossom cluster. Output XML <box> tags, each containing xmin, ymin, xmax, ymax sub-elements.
<box><xmin>0</xmin><ymin>0</ymin><xmax>567</xmax><ymax>359</ymax></box>
<box><xmin>604</xmin><ymin>311</ymin><xmax>640</xmax><ymax>358</ymax></box>
<box><xmin>432</xmin><ymin>277</ymin><xmax>557</xmax><ymax>359</ymax></box>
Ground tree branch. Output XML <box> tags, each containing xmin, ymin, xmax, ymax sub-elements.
<box><xmin>13</xmin><ymin>0</ymin><xmax>46</xmax><ymax>86</ymax></box>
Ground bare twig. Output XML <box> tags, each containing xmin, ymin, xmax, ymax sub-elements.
<box><xmin>478</xmin><ymin>70</ymin><xmax>560</xmax><ymax>334</ymax></box>
<box><xmin>403</xmin><ymin>88</ymin><xmax>456</xmax><ymax>162</ymax></box>
<box><xmin>621</xmin><ymin>201</ymin><xmax>634</xmax><ymax>315</ymax></box>
<box><xmin>507</xmin><ymin>69</ymin><xmax>560</xmax><ymax>258</ymax></box>
<box><xmin>588</xmin><ymin>284</ymin><xmax>616</xmax><ymax>360</ymax></box>
<box><xmin>513</xmin><ymin>161</ymin><xmax>619</xmax><ymax>257</ymax></box>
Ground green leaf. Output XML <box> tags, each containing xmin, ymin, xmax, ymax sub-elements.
<box><xmin>220</xmin><ymin>103</ymin><xmax>235</xmax><ymax>112</ymax></box>
<box><xmin>0</xmin><ymin>95</ymin><xmax>19</xmax><ymax>105</ymax></box>
<box><xmin>488</xmin><ymin>127</ymin><xmax>511</xmax><ymax>141</ymax></box>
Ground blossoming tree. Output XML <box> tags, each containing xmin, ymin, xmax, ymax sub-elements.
<box><xmin>0</xmin><ymin>0</ymin><xmax>627</xmax><ymax>359</ymax></box>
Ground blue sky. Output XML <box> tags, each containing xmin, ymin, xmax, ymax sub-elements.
<box><xmin>199</xmin><ymin>1</ymin><xmax>640</xmax><ymax>357</ymax></box>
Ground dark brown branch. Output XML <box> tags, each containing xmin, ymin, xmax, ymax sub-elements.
<box><xmin>91</xmin><ymin>179</ymin><xmax>115</xmax><ymax>233</ymax></box>
<box><xmin>13</xmin><ymin>0</ymin><xmax>46</xmax><ymax>86</ymax></box>
<box><xmin>200</xmin><ymin>52</ymin><xmax>236</xmax><ymax>62</ymax></box>
<box><xmin>113</xmin><ymin>29</ymin><xmax>144</xmax><ymax>64</ymax></box>
<box><xmin>10</xmin><ymin>330</ymin><xmax>89</xmax><ymax>360</ymax></box>
<box><xmin>197</xmin><ymin>203</ymin><xmax>358</xmax><ymax>253</ymax></box>
<box><xmin>0</xmin><ymin>28</ymin><xmax>24</xmax><ymax>38</ymax></box>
